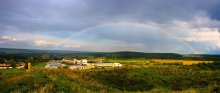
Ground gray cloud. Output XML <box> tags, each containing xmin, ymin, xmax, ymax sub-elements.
<box><xmin>1</xmin><ymin>0</ymin><xmax>219</xmax><ymax>32</ymax></box>
<box><xmin>1</xmin><ymin>0</ymin><xmax>220</xmax><ymax>53</ymax></box>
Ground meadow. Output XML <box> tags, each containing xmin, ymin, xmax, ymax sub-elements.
<box><xmin>150</xmin><ymin>59</ymin><xmax>213</xmax><ymax>65</ymax></box>
<box><xmin>0</xmin><ymin>59</ymin><xmax>220</xmax><ymax>93</ymax></box>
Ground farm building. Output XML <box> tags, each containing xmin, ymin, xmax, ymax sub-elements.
<box><xmin>76</xmin><ymin>59</ymin><xmax>87</xmax><ymax>65</ymax></box>
<box><xmin>0</xmin><ymin>62</ymin><xmax>25</xmax><ymax>69</ymax></box>
<box><xmin>68</xmin><ymin>64</ymin><xmax>94</xmax><ymax>70</ymax></box>
<box><xmin>13</xmin><ymin>62</ymin><xmax>25</xmax><ymax>68</ymax></box>
<box><xmin>0</xmin><ymin>63</ymin><xmax>12</xmax><ymax>69</ymax></box>
<box><xmin>62</xmin><ymin>59</ymin><xmax>76</xmax><ymax>64</ymax></box>
<box><xmin>47</xmin><ymin>59</ymin><xmax>122</xmax><ymax>70</ymax></box>
<box><xmin>93</xmin><ymin>63</ymin><xmax>122</xmax><ymax>68</ymax></box>
<box><xmin>45</xmin><ymin>60</ymin><xmax>62</xmax><ymax>69</ymax></box>
<box><xmin>113</xmin><ymin>63</ymin><xmax>123</xmax><ymax>67</ymax></box>
<box><xmin>62</xmin><ymin>58</ymin><xmax>87</xmax><ymax>65</ymax></box>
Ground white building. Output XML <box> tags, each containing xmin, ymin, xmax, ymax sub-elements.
<box><xmin>68</xmin><ymin>65</ymin><xmax>93</xmax><ymax>70</ymax></box>
<box><xmin>94</xmin><ymin>63</ymin><xmax>122</xmax><ymax>68</ymax></box>
<box><xmin>77</xmin><ymin>59</ymin><xmax>87</xmax><ymax>65</ymax></box>
<box><xmin>45</xmin><ymin>60</ymin><xmax>62</xmax><ymax>69</ymax></box>
<box><xmin>113</xmin><ymin>63</ymin><xmax>122</xmax><ymax>67</ymax></box>
<box><xmin>63</xmin><ymin>58</ymin><xmax>87</xmax><ymax>65</ymax></box>
<box><xmin>62</xmin><ymin>59</ymin><xmax>75</xmax><ymax>64</ymax></box>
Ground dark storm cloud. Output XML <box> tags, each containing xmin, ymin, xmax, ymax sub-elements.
<box><xmin>1</xmin><ymin>0</ymin><xmax>220</xmax><ymax>53</ymax></box>
<box><xmin>1</xmin><ymin>0</ymin><xmax>220</xmax><ymax>33</ymax></box>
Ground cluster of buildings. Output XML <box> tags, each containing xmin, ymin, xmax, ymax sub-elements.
<box><xmin>62</xmin><ymin>58</ymin><xmax>88</xmax><ymax>65</ymax></box>
<box><xmin>45</xmin><ymin>58</ymin><xmax>122</xmax><ymax>70</ymax></box>
<box><xmin>0</xmin><ymin>62</ymin><xmax>25</xmax><ymax>69</ymax></box>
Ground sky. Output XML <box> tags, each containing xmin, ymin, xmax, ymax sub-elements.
<box><xmin>0</xmin><ymin>0</ymin><xmax>220</xmax><ymax>54</ymax></box>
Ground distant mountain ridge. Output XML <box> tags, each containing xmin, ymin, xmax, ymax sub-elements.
<box><xmin>0</xmin><ymin>48</ymin><xmax>178</xmax><ymax>54</ymax></box>
<box><xmin>0</xmin><ymin>48</ymin><xmax>87</xmax><ymax>54</ymax></box>
<box><xmin>0</xmin><ymin>48</ymin><xmax>220</xmax><ymax>60</ymax></box>
<box><xmin>0</xmin><ymin>48</ymin><xmax>182</xmax><ymax>59</ymax></box>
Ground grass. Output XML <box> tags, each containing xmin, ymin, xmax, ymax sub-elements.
<box><xmin>0</xmin><ymin>68</ymin><xmax>24</xmax><ymax>74</ymax></box>
<box><xmin>0</xmin><ymin>59</ymin><xmax>220</xmax><ymax>93</ymax></box>
<box><xmin>80</xmin><ymin>66</ymin><xmax>220</xmax><ymax>92</ymax></box>
<box><xmin>33</xmin><ymin>62</ymin><xmax>47</xmax><ymax>68</ymax></box>
<box><xmin>104</xmin><ymin>58</ymin><xmax>213</xmax><ymax>66</ymax></box>
<box><xmin>150</xmin><ymin>59</ymin><xmax>213</xmax><ymax>65</ymax></box>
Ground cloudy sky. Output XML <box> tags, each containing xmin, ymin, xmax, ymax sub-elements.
<box><xmin>0</xmin><ymin>0</ymin><xmax>220</xmax><ymax>54</ymax></box>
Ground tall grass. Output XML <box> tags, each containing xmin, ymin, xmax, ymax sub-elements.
<box><xmin>0</xmin><ymin>61</ymin><xmax>219</xmax><ymax>93</ymax></box>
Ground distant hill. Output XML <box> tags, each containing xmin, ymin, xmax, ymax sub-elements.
<box><xmin>0</xmin><ymin>48</ymin><xmax>85</xmax><ymax>54</ymax></box>
<box><xmin>0</xmin><ymin>48</ymin><xmax>182</xmax><ymax>59</ymax></box>
<box><xmin>183</xmin><ymin>54</ymin><xmax>220</xmax><ymax>61</ymax></box>
<box><xmin>103</xmin><ymin>51</ymin><xmax>183</xmax><ymax>59</ymax></box>
<box><xmin>0</xmin><ymin>48</ymin><xmax>220</xmax><ymax>60</ymax></box>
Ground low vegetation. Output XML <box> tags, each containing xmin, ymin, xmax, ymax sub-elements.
<box><xmin>0</xmin><ymin>59</ymin><xmax>220</xmax><ymax>93</ymax></box>
<box><xmin>150</xmin><ymin>59</ymin><xmax>213</xmax><ymax>65</ymax></box>
<box><xmin>0</xmin><ymin>49</ymin><xmax>220</xmax><ymax>92</ymax></box>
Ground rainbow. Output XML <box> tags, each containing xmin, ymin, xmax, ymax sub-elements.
<box><xmin>48</xmin><ymin>22</ymin><xmax>200</xmax><ymax>54</ymax></box>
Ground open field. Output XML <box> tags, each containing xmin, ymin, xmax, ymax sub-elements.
<box><xmin>0</xmin><ymin>59</ymin><xmax>220</xmax><ymax>93</ymax></box>
<box><xmin>104</xmin><ymin>59</ymin><xmax>213</xmax><ymax>66</ymax></box>
<box><xmin>2</xmin><ymin>0</ymin><xmax>220</xmax><ymax>92</ymax></box>
<box><xmin>0</xmin><ymin>49</ymin><xmax>220</xmax><ymax>93</ymax></box>
<box><xmin>151</xmin><ymin>59</ymin><xmax>213</xmax><ymax>65</ymax></box>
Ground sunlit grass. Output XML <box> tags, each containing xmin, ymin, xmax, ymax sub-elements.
<box><xmin>151</xmin><ymin>59</ymin><xmax>213</xmax><ymax>65</ymax></box>
<box><xmin>0</xmin><ymin>60</ymin><xmax>219</xmax><ymax>92</ymax></box>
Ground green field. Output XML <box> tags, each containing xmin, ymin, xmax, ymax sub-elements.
<box><xmin>0</xmin><ymin>59</ymin><xmax>220</xmax><ymax>93</ymax></box>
